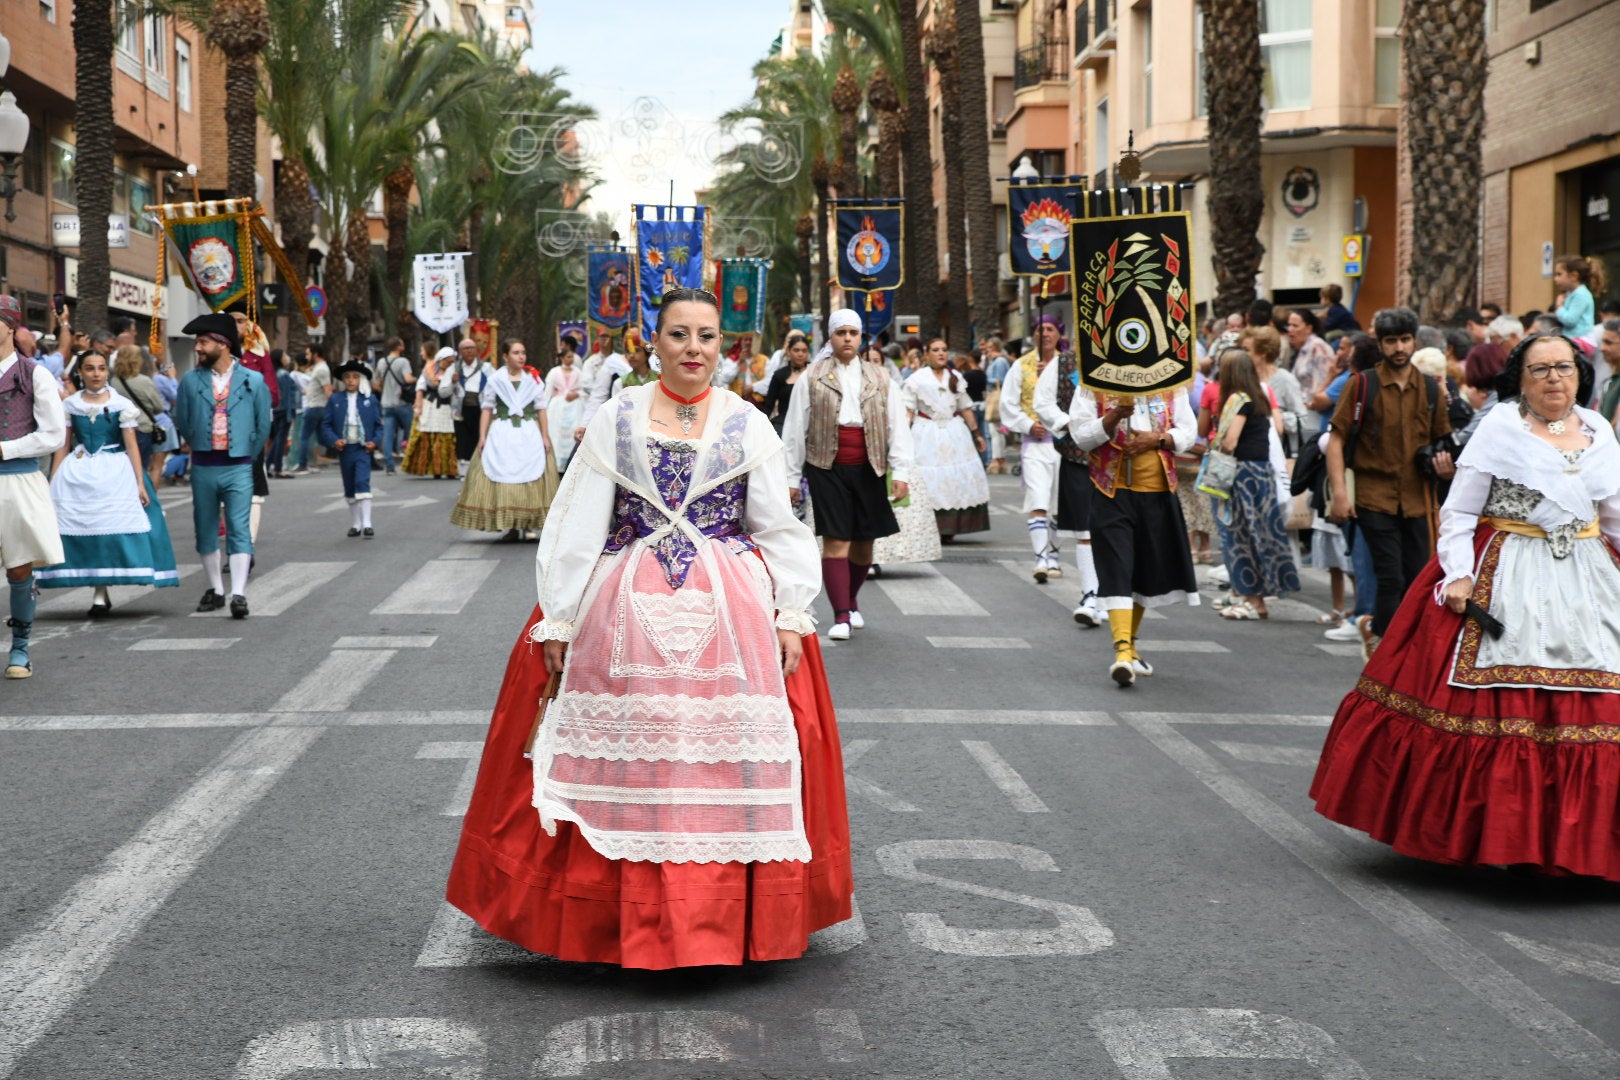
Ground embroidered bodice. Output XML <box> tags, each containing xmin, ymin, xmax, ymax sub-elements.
<box><xmin>70</xmin><ymin>406</ymin><xmax>125</xmax><ymax>454</ymax></box>
<box><xmin>1482</xmin><ymin>447</ymin><xmax>1595</xmax><ymax>558</ymax></box>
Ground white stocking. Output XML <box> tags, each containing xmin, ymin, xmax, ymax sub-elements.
<box><xmin>1026</xmin><ymin>516</ymin><xmax>1050</xmax><ymax>558</ymax></box>
<box><xmin>228</xmin><ymin>553</ymin><xmax>252</xmax><ymax>598</ymax></box>
<box><xmin>349</xmin><ymin>500</ymin><xmax>364</xmax><ymax>529</ymax></box>
<box><xmin>201</xmin><ymin>550</ymin><xmax>224</xmax><ymax>594</ymax></box>
<box><xmin>359</xmin><ymin>500</ymin><xmax>373</xmax><ymax>529</ymax></box>
<box><xmin>1074</xmin><ymin>540</ymin><xmax>1099</xmax><ymax>597</ymax></box>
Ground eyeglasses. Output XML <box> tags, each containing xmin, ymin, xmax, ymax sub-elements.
<box><xmin>1525</xmin><ymin>362</ymin><xmax>1578</xmax><ymax>380</ymax></box>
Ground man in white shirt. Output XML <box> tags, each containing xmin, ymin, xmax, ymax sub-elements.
<box><xmin>575</xmin><ymin>332</ymin><xmax>623</xmax><ymax>440</ymax></box>
<box><xmin>295</xmin><ymin>342</ymin><xmax>333</xmax><ymax>472</ymax></box>
<box><xmin>371</xmin><ymin>336</ymin><xmax>415</xmax><ymax>473</ymax></box>
<box><xmin>0</xmin><ymin>295</ymin><xmax>68</xmax><ymax>678</ymax></box>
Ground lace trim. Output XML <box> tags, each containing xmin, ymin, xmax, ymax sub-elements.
<box><xmin>551</xmin><ymin>690</ymin><xmax>794</xmax><ymax>725</ymax></box>
<box><xmin>775</xmin><ymin>608</ymin><xmax>816</xmax><ymax>635</ymax></box>
<box><xmin>527</xmin><ymin>618</ymin><xmax>574</xmax><ymax>643</ymax></box>
<box><xmin>543</xmin><ymin>780</ymin><xmax>799</xmax><ymax>805</ymax></box>
<box><xmin>534</xmin><ymin>804</ymin><xmax>813</xmax><ymax>864</ymax></box>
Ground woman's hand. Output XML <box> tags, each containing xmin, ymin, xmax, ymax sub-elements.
<box><xmin>137</xmin><ymin>484</ymin><xmax>150</xmax><ymax>507</ymax></box>
<box><xmin>1442</xmin><ymin>577</ymin><xmax>1474</xmax><ymax>614</ymax></box>
<box><xmin>543</xmin><ymin>640</ymin><xmax>568</xmax><ymax>676</ymax></box>
<box><xmin>778</xmin><ymin>629</ymin><xmax>803</xmax><ymax>678</ymax></box>
<box><xmin>890</xmin><ymin>480</ymin><xmax>909</xmax><ymax>503</ymax></box>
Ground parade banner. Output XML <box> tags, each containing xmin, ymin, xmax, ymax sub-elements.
<box><xmin>1069</xmin><ymin>206</ymin><xmax>1196</xmax><ymax>397</ymax></box>
<box><xmin>833</xmin><ymin>199</ymin><xmax>904</xmax><ymax>298</ymax></box>
<box><xmin>412</xmin><ymin>252</ymin><xmax>469</xmax><ymax>334</ymax></box>
<box><xmin>716</xmin><ymin>258</ymin><xmax>769</xmax><ymax>336</ymax></box>
<box><xmin>847</xmin><ymin>289</ymin><xmax>895</xmax><ymax>341</ymax></box>
<box><xmin>633</xmin><ymin>204</ymin><xmax>708</xmax><ymax>339</ymax></box>
<box><xmin>557</xmin><ymin>319</ymin><xmax>588</xmax><ymax>355</ymax></box>
<box><xmin>1007</xmin><ymin>178</ymin><xmax>1084</xmax><ymax>294</ymax></box>
<box><xmin>586</xmin><ymin>248</ymin><xmax>633</xmax><ymax>333</ymax></box>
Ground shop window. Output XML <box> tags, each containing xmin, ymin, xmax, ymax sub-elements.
<box><xmin>131</xmin><ymin>176</ymin><xmax>155</xmax><ymax>234</ymax></box>
<box><xmin>1374</xmin><ymin>0</ymin><xmax>1400</xmax><ymax>105</ymax></box>
<box><xmin>39</xmin><ymin>0</ymin><xmax>56</xmax><ymax>23</ymax></box>
<box><xmin>51</xmin><ymin>140</ymin><xmax>77</xmax><ymax>207</ymax></box>
<box><xmin>1259</xmin><ymin>0</ymin><xmax>1311</xmax><ymax>110</ymax></box>
<box><xmin>176</xmin><ymin>38</ymin><xmax>193</xmax><ymax>112</ymax></box>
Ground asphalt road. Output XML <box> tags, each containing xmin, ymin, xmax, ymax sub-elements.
<box><xmin>1</xmin><ymin>465</ymin><xmax>1616</xmax><ymax>1079</ymax></box>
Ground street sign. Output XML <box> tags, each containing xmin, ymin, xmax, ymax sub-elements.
<box><xmin>306</xmin><ymin>285</ymin><xmax>328</xmax><ymax>318</ymax></box>
<box><xmin>1341</xmin><ymin>234</ymin><xmax>1366</xmax><ymax>278</ymax></box>
<box><xmin>257</xmin><ymin>282</ymin><xmax>293</xmax><ymax>315</ymax></box>
<box><xmin>52</xmin><ymin>213</ymin><xmax>131</xmax><ymax>249</ymax></box>
<box><xmin>1540</xmin><ymin>241</ymin><xmax>1555</xmax><ymax>279</ymax></box>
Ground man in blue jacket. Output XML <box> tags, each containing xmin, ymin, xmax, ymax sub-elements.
<box><xmin>320</xmin><ymin>359</ymin><xmax>383</xmax><ymax>537</ymax></box>
<box><xmin>174</xmin><ymin>313</ymin><xmax>272</xmax><ymax>618</ymax></box>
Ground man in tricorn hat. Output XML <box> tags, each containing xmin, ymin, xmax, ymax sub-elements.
<box><xmin>174</xmin><ymin>313</ymin><xmax>271</xmax><ymax>618</ymax></box>
<box><xmin>0</xmin><ymin>295</ymin><xmax>66</xmax><ymax>679</ymax></box>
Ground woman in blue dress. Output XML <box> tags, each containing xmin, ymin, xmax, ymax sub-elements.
<box><xmin>36</xmin><ymin>350</ymin><xmax>179</xmax><ymax>615</ymax></box>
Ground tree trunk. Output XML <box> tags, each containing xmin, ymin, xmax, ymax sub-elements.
<box><xmin>276</xmin><ymin>156</ymin><xmax>317</xmax><ymax>359</ymax></box>
<box><xmin>832</xmin><ymin>64</ymin><xmax>863</xmax><ymax>198</ymax></box>
<box><xmin>929</xmin><ymin>15</ymin><xmax>971</xmax><ymax>351</ymax></box>
<box><xmin>71</xmin><ymin>0</ymin><xmax>115</xmax><ymax>334</ymax></box>
<box><xmin>796</xmin><ymin>213</ymin><xmax>815</xmax><ymax>313</ymax></box>
<box><xmin>869</xmin><ymin>69</ymin><xmax>903</xmax><ymax>198</ymax></box>
<box><xmin>383</xmin><ymin>162</ymin><xmax>415</xmax><ymax>334</ymax></box>
<box><xmin>813</xmin><ymin>158</ymin><xmax>832</xmax><ymax>323</ymax></box>
<box><xmin>344</xmin><ymin>207</ymin><xmax>372</xmax><ymax>352</ymax></box>
<box><xmin>897</xmin><ymin>0</ymin><xmax>939</xmax><ymax>338</ymax></box>
<box><xmin>954</xmin><ymin>0</ymin><xmax>1000</xmax><ymax>343</ymax></box>
<box><xmin>1202</xmin><ymin>0</ymin><xmax>1266</xmax><ymax>320</ymax></box>
<box><xmin>208</xmin><ymin>0</ymin><xmax>271</xmax><ymax>200</ymax></box>
<box><xmin>324</xmin><ymin>246</ymin><xmax>349</xmax><ymax>357</ymax></box>
<box><xmin>1403</xmin><ymin>0</ymin><xmax>1485</xmax><ymax>321</ymax></box>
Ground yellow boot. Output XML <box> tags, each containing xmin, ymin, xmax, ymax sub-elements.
<box><xmin>1128</xmin><ymin>603</ymin><xmax>1152</xmax><ymax>677</ymax></box>
<box><xmin>1108</xmin><ymin>609</ymin><xmax>1136</xmax><ymax>687</ymax></box>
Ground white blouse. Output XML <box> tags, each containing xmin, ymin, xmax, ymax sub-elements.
<box><xmin>1068</xmin><ymin>386</ymin><xmax>1198</xmax><ymax>454</ymax></box>
<box><xmin>780</xmin><ymin>358</ymin><xmax>915</xmax><ymax>487</ymax></box>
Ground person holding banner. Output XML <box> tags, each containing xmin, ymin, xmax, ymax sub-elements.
<box><xmin>1001</xmin><ymin>317</ymin><xmax>1070</xmax><ymax>584</ymax></box>
<box><xmin>781</xmin><ymin>309</ymin><xmax>914</xmax><ymax>641</ymax></box>
<box><xmin>902</xmin><ymin>339</ymin><xmax>990</xmax><ymax>539</ymax></box>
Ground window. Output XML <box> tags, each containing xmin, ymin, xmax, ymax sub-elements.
<box><xmin>1374</xmin><ymin>0</ymin><xmax>1400</xmax><ymax>105</ymax></box>
<box><xmin>176</xmin><ymin>37</ymin><xmax>193</xmax><ymax>111</ymax></box>
<box><xmin>1141</xmin><ymin>11</ymin><xmax>1153</xmax><ymax>128</ymax></box>
<box><xmin>112</xmin><ymin>169</ymin><xmax>131</xmax><ymax>217</ymax></box>
<box><xmin>21</xmin><ymin>136</ymin><xmax>47</xmax><ymax>197</ymax></box>
<box><xmin>145</xmin><ymin>15</ymin><xmax>170</xmax><ymax>96</ymax></box>
<box><xmin>131</xmin><ymin>175</ymin><xmax>155</xmax><ymax>234</ymax></box>
<box><xmin>991</xmin><ymin>76</ymin><xmax>1015</xmax><ymax>133</ymax></box>
<box><xmin>51</xmin><ymin>140</ymin><xmax>77</xmax><ymax>207</ymax></box>
<box><xmin>1259</xmin><ymin>0</ymin><xmax>1312</xmax><ymax>110</ymax></box>
<box><xmin>1194</xmin><ymin>8</ymin><xmax>1206</xmax><ymax>117</ymax></box>
<box><xmin>1094</xmin><ymin>96</ymin><xmax>1110</xmax><ymax>176</ymax></box>
<box><xmin>115</xmin><ymin>1</ymin><xmax>144</xmax><ymax>78</ymax></box>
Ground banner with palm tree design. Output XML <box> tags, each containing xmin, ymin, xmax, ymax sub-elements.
<box><xmin>633</xmin><ymin>205</ymin><xmax>708</xmax><ymax>340</ymax></box>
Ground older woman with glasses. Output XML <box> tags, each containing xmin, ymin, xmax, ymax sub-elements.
<box><xmin>1312</xmin><ymin>334</ymin><xmax>1620</xmax><ymax>882</ymax></box>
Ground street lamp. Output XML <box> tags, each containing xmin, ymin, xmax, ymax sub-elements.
<box><xmin>0</xmin><ymin>29</ymin><xmax>29</xmax><ymax>224</ymax></box>
<box><xmin>1011</xmin><ymin>154</ymin><xmax>1040</xmax><ymax>182</ymax></box>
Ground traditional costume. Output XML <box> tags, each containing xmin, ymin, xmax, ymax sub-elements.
<box><xmin>450</xmin><ymin>365</ymin><xmax>559</xmax><ymax>533</ymax></box>
<box><xmin>320</xmin><ymin>361</ymin><xmax>384</xmax><ymax>537</ymax></box>
<box><xmin>870</xmin><ymin>471</ymin><xmax>944</xmax><ymax>566</ymax></box>
<box><xmin>0</xmin><ymin>296</ymin><xmax>67</xmax><ymax>679</ymax></box>
<box><xmin>1311</xmin><ymin>401</ymin><xmax>1620</xmax><ymax>881</ymax></box>
<box><xmin>1070</xmin><ymin>387</ymin><xmax>1201</xmax><ymax>686</ymax></box>
<box><xmin>447</xmin><ymin>384</ymin><xmax>852</xmax><ymax>967</ymax></box>
<box><xmin>901</xmin><ymin>367</ymin><xmax>990</xmax><ymax>538</ymax></box>
<box><xmin>1032</xmin><ymin>349</ymin><xmax>1104</xmax><ymax>624</ymax></box>
<box><xmin>1001</xmin><ymin>341</ymin><xmax>1066</xmax><ymax>582</ymax></box>
<box><xmin>454</xmin><ymin>355</ymin><xmax>492</xmax><ymax>466</ymax></box>
<box><xmin>37</xmin><ymin>390</ymin><xmax>179</xmax><ymax>594</ymax></box>
<box><xmin>402</xmin><ymin>348</ymin><xmax>459</xmax><ymax>478</ymax></box>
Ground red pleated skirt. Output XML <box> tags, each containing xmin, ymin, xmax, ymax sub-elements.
<box><xmin>1310</xmin><ymin>526</ymin><xmax>1620</xmax><ymax>881</ymax></box>
<box><xmin>446</xmin><ymin>606</ymin><xmax>855</xmax><ymax>968</ymax></box>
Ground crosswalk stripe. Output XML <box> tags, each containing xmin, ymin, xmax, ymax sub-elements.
<box><xmin>415</xmin><ymin>902</ymin><xmax>552</xmax><ymax>967</ymax></box>
<box><xmin>333</xmin><ymin>635</ymin><xmax>438</xmax><ymax>649</ymax></box>
<box><xmin>271</xmin><ymin>650</ymin><xmax>397</xmax><ymax>713</ymax></box>
<box><xmin>0</xmin><ymin>726</ymin><xmax>323</xmax><ymax>1079</ymax></box>
<box><xmin>838</xmin><ymin>708</ymin><xmax>1113</xmax><ymax>725</ymax></box>
<box><xmin>873</xmin><ymin>564</ymin><xmax>989</xmax><ymax>617</ymax></box>
<box><xmin>961</xmin><ymin>740</ymin><xmax>1050</xmax><ymax>812</ymax></box>
<box><xmin>127</xmin><ymin>638</ymin><xmax>238</xmax><ymax>651</ymax></box>
<box><xmin>0</xmin><ymin>710</ymin><xmax>487</xmax><ymax>732</ymax></box>
<box><xmin>415</xmin><ymin>741</ymin><xmax>483</xmax><ymax>816</ymax></box>
<box><xmin>372</xmin><ymin>559</ymin><xmax>499</xmax><ymax>615</ymax></box>
<box><xmin>191</xmin><ymin>561</ymin><xmax>352</xmax><ymax>618</ymax></box>
<box><xmin>841</xmin><ymin>739</ymin><xmax>920</xmax><ymax>812</ymax></box>
<box><xmin>1122</xmin><ymin>712</ymin><xmax>1332</xmax><ymax>727</ymax></box>
<box><xmin>438</xmin><ymin>542</ymin><xmax>495</xmax><ymax>560</ymax></box>
<box><xmin>993</xmin><ymin>559</ymin><xmax>1165</xmax><ymax>619</ymax></box>
<box><xmin>927</xmin><ymin>636</ymin><xmax>1029</xmax><ymax>649</ymax></box>
<box><xmin>1133</xmin><ymin>640</ymin><xmax>1230</xmax><ymax>653</ymax></box>
<box><xmin>1212</xmin><ymin>740</ymin><xmax>1322</xmax><ymax>767</ymax></box>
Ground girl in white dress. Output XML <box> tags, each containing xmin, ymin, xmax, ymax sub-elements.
<box><xmin>451</xmin><ymin>339</ymin><xmax>559</xmax><ymax>538</ymax></box>
<box><xmin>902</xmin><ymin>338</ymin><xmax>991</xmax><ymax>539</ymax></box>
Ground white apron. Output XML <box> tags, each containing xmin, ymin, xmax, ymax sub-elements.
<box><xmin>480</xmin><ymin>368</ymin><xmax>549</xmax><ymax>484</ymax></box>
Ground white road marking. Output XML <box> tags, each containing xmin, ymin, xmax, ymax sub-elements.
<box><xmin>372</xmin><ymin>559</ymin><xmax>499</xmax><ymax>615</ymax></box>
<box><xmin>805</xmin><ymin>898</ymin><xmax>867</xmax><ymax>956</ymax></box>
<box><xmin>1130</xmin><ymin>712</ymin><xmax>1332</xmax><ymax>727</ymax></box>
<box><xmin>961</xmin><ymin>740</ymin><xmax>1050</xmax><ymax>812</ymax></box>
<box><xmin>536</xmin><ymin>1012</ymin><xmax>760</xmax><ymax>1077</ymax></box>
<box><xmin>841</xmin><ymin>739</ymin><xmax>920</xmax><ymax>812</ymax></box>
<box><xmin>271</xmin><ymin>650</ymin><xmax>398</xmax><ymax>713</ymax></box>
<box><xmin>994</xmin><ymin>558</ymin><xmax>1165</xmax><ymax>618</ymax></box>
<box><xmin>314</xmin><ymin>494</ymin><xmax>436</xmax><ymax>514</ymax></box>
<box><xmin>38</xmin><ymin>563</ymin><xmax>201</xmax><ymax>615</ymax></box>
<box><xmin>927</xmin><ymin>636</ymin><xmax>1029</xmax><ymax>649</ymax></box>
<box><xmin>126</xmin><ymin>637</ymin><xmax>238</xmax><ymax>651</ymax></box>
<box><xmin>0</xmin><ymin>710</ymin><xmax>486</xmax><ymax>731</ymax></box>
<box><xmin>813</xmin><ymin>1010</ymin><xmax>864</xmax><ymax>1063</ymax></box>
<box><xmin>875</xmin><ymin>839</ymin><xmax>1115</xmax><ymax>957</ymax></box>
<box><xmin>1498</xmin><ymin>933</ymin><xmax>1620</xmax><ymax>987</ymax></box>
<box><xmin>1213</xmin><ymin>740</ymin><xmax>1322</xmax><ymax>767</ymax></box>
<box><xmin>333</xmin><ymin>634</ymin><xmax>438</xmax><ymax>649</ymax></box>
<box><xmin>873</xmin><ymin>564</ymin><xmax>989</xmax><ymax>616</ymax></box>
<box><xmin>838</xmin><ymin>708</ymin><xmax>1114</xmax><ymax>726</ymax></box>
<box><xmin>1123</xmin><ymin>711</ymin><xmax>1620</xmax><ymax>1076</ymax></box>
<box><xmin>191</xmin><ymin>561</ymin><xmax>351</xmax><ymax>618</ymax></box>
<box><xmin>1260</xmin><ymin>597</ymin><xmax>1334</xmax><ymax>623</ymax></box>
<box><xmin>1088</xmin><ymin>1008</ymin><xmax>1369</xmax><ymax>1079</ymax></box>
<box><xmin>1316</xmin><ymin>643</ymin><xmax>1365</xmax><ymax>658</ymax></box>
<box><xmin>232</xmin><ymin>1018</ymin><xmax>485</xmax><ymax>1079</ymax></box>
<box><xmin>415</xmin><ymin>741</ymin><xmax>483</xmax><ymax>815</ymax></box>
<box><xmin>438</xmin><ymin>542</ymin><xmax>494</xmax><ymax>560</ymax></box>
<box><xmin>1132</xmin><ymin>640</ymin><xmax>1230</xmax><ymax>653</ymax></box>
<box><xmin>0</xmin><ymin>726</ymin><xmax>323</xmax><ymax>1079</ymax></box>
<box><xmin>414</xmin><ymin>902</ymin><xmax>553</xmax><ymax>968</ymax></box>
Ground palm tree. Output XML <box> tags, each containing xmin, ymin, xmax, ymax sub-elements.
<box><xmin>826</xmin><ymin>0</ymin><xmax>904</xmax><ymax>198</ymax></box>
<box><xmin>831</xmin><ymin>63</ymin><xmax>863</xmax><ymax>198</ymax></box>
<box><xmin>72</xmin><ymin>0</ymin><xmax>117</xmax><ymax>332</ymax></box>
<box><xmin>1403</xmin><ymin>0</ymin><xmax>1485</xmax><ymax>321</ymax></box>
<box><xmin>897</xmin><ymin>0</ymin><xmax>940</xmax><ymax>336</ymax></box>
<box><xmin>152</xmin><ymin>0</ymin><xmax>270</xmax><ymax>198</ymax></box>
<box><xmin>1201</xmin><ymin>0</ymin><xmax>1265</xmax><ymax>320</ymax></box>
<box><xmin>954</xmin><ymin>0</ymin><xmax>1000</xmax><ymax>343</ymax></box>
<box><xmin>926</xmin><ymin>4</ymin><xmax>970</xmax><ymax>349</ymax></box>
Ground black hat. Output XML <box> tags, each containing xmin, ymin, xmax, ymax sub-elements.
<box><xmin>334</xmin><ymin>358</ymin><xmax>373</xmax><ymax>380</ymax></box>
<box><xmin>182</xmin><ymin>313</ymin><xmax>242</xmax><ymax>356</ymax></box>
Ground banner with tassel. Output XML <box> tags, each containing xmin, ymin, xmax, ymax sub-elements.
<box><xmin>832</xmin><ymin>198</ymin><xmax>904</xmax><ymax>305</ymax></box>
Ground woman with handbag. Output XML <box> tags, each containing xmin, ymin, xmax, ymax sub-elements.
<box><xmin>1204</xmin><ymin>353</ymin><xmax>1300</xmax><ymax>620</ymax></box>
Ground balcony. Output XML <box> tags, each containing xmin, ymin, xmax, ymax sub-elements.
<box><xmin>1073</xmin><ymin>0</ymin><xmax>1117</xmax><ymax>71</ymax></box>
<box><xmin>1014</xmin><ymin>35</ymin><xmax>1070</xmax><ymax>92</ymax></box>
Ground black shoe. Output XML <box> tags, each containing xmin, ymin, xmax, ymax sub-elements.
<box><xmin>347</xmin><ymin>527</ymin><xmax>362</xmax><ymax>537</ymax></box>
<box><xmin>362</xmin><ymin>527</ymin><xmax>375</xmax><ymax>538</ymax></box>
<box><xmin>196</xmin><ymin>588</ymin><xmax>225</xmax><ymax>612</ymax></box>
<box><xmin>87</xmin><ymin>602</ymin><xmax>111</xmax><ymax>619</ymax></box>
<box><xmin>229</xmin><ymin>594</ymin><xmax>249</xmax><ymax>619</ymax></box>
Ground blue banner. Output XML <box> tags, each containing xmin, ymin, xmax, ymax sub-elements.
<box><xmin>717</xmin><ymin>258</ymin><xmax>769</xmax><ymax>336</ymax></box>
<box><xmin>833</xmin><ymin>199</ymin><xmax>904</xmax><ymax>294</ymax></box>
<box><xmin>634</xmin><ymin>205</ymin><xmax>708</xmax><ymax>340</ymax></box>
<box><xmin>557</xmin><ymin>320</ymin><xmax>587</xmax><ymax>356</ymax></box>
<box><xmin>586</xmin><ymin>248</ymin><xmax>633</xmax><ymax>332</ymax></box>
<box><xmin>1007</xmin><ymin>178</ymin><xmax>1082</xmax><ymax>281</ymax></box>
<box><xmin>847</xmin><ymin>290</ymin><xmax>895</xmax><ymax>342</ymax></box>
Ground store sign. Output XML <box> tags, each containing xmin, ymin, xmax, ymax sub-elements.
<box><xmin>53</xmin><ymin>213</ymin><xmax>131</xmax><ymax>249</ymax></box>
<box><xmin>62</xmin><ymin>259</ymin><xmax>158</xmax><ymax>314</ymax></box>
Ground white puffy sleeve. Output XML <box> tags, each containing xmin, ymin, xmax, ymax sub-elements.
<box><xmin>1070</xmin><ymin>385</ymin><xmax>1108</xmax><ymax>451</ymax></box>
<box><xmin>744</xmin><ymin>419</ymin><xmax>821</xmax><ymax>634</ymax></box>
<box><xmin>886</xmin><ymin>377</ymin><xmax>914</xmax><ymax>484</ymax></box>
<box><xmin>900</xmin><ymin>373</ymin><xmax>922</xmax><ymax>416</ymax></box>
<box><xmin>531</xmin><ymin>440</ymin><xmax>617</xmax><ymax>642</ymax></box>
<box><xmin>1032</xmin><ymin>360</ymin><xmax>1068</xmax><ymax>437</ymax></box>
<box><xmin>1167</xmin><ymin>390</ymin><xmax>1198</xmax><ymax>454</ymax></box>
<box><xmin>1000</xmin><ymin>363</ymin><xmax>1034</xmax><ymax>434</ymax></box>
<box><xmin>479</xmin><ymin>377</ymin><xmax>497</xmax><ymax>411</ymax></box>
<box><xmin>1602</xmin><ymin>482</ymin><xmax>1620</xmax><ymax>552</ymax></box>
<box><xmin>780</xmin><ymin>372</ymin><xmax>812</xmax><ymax>487</ymax></box>
<box><xmin>1434</xmin><ymin>464</ymin><xmax>1492</xmax><ymax>599</ymax></box>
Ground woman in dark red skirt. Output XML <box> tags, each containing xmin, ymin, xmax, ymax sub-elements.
<box><xmin>448</xmin><ymin>290</ymin><xmax>853</xmax><ymax>967</ymax></box>
<box><xmin>1311</xmin><ymin>335</ymin><xmax>1620</xmax><ymax>881</ymax></box>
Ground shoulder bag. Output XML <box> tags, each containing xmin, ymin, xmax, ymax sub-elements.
<box><xmin>1196</xmin><ymin>392</ymin><xmax>1248</xmax><ymax>500</ymax></box>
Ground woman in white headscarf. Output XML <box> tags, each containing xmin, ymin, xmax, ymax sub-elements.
<box><xmin>780</xmin><ymin>309</ymin><xmax>914</xmax><ymax>640</ymax></box>
<box><xmin>401</xmin><ymin>346</ymin><xmax>460</xmax><ymax>479</ymax></box>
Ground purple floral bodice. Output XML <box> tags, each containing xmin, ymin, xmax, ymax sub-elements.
<box><xmin>603</xmin><ymin>396</ymin><xmax>756</xmax><ymax>588</ymax></box>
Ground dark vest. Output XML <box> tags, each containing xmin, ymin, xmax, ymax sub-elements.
<box><xmin>1052</xmin><ymin>351</ymin><xmax>1087</xmax><ymax>464</ymax></box>
<box><xmin>0</xmin><ymin>356</ymin><xmax>40</xmax><ymax>443</ymax></box>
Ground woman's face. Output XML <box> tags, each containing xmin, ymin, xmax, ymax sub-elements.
<box><xmin>788</xmin><ymin>339</ymin><xmax>810</xmax><ymax>366</ymax></box>
<box><xmin>654</xmin><ymin>301</ymin><xmax>721</xmax><ymax>395</ymax></box>
<box><xmin>1519</xmin><ymin>340</ymin><xmax>1579</xmax><ymax>418</ymax></box>
<box><xmin>830</xmin><ymin>325</ymin><xmax>862</xmax><ymax>361</ymax></box>
<box><xmin>926</xmin><ymin>339</ymin><xmax>949</xmax><ymax>370</ymax></box>
<box><xmin>80</xmin><ymin>353</ymin><xmax>109</xmax><ymax>392</ymax></box>
<box><xmin>629</xmin><ymin>346</ymin><xmax>650</xmax><ymax>371</ymax></box>
<box><xmin>506</xmin><ymin>342</ymin><xmax>527</xmax><ymax>371</ymax></box>
<box><xmin>1245</xmin><ymin>343</ymin><xmax>1268</xmax><ymax>369</ymax></box>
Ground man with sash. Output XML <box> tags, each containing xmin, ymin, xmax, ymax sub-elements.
<box><xmin>1032</xmin><ymin>336</ymin><xmax>1102</xmax><ymax>627</ymax></box>
<box><xmin>1000</xmin><ymin>315</ymin><xmax>1068</xmax><ymax>583</ymax></box>
<box><xmin>1068</xmin><ymin>384</ymin><xmax>1200</xmax><ymax>687</ymax></box>
<box><xmin>0</xmin><ymin>296</ymin><xmax>66</xmax><ymax>679</ymax></box>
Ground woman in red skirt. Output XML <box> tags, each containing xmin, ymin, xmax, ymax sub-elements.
<box><xmin>1311</xmin><ymin>334</ymin><xmax>1620</xmax><ymax>881</ymax></box>
<box><xmin>447</xmin><ymin>288</ymin><xmax>853</xmax><ymax>967</ymax></box>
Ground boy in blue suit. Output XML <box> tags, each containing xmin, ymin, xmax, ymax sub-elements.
<box><xmin>174</xmin><ymin>314</ymin><xmax>272</xmax><ymax>618</ymax></box>
<box><xmin>322</xmin><ymin>359</ymin><xmax>383</xmax><ymax>537</ymax></box>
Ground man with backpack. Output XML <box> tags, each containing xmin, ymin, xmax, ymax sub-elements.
<box><xmin>372</xmin><ymin>337</ymin><xmax>415</xmax><ymax>475</ymax></box>
<box><xmin>1326</xmin><ymin>307</ymin><xmax>1455</xmax><ymax>656</ymax></box>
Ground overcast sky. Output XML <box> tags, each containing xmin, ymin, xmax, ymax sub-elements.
<box><xmin>525</xmin><ymin>1</ymin><xmax>792</xmax><ymax>237</ymax></box>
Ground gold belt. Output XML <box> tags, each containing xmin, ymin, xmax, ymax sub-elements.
<box><xmin>1482</xmin><ymin>515</ymin><xmax>1600</xmax><ymax>540</ymax></box>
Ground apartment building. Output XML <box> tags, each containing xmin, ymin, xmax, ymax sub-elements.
<box><xmin>1005</xmin><ymin>0</ymin><xmax>1403</xmax><ymax>322</ymax></box>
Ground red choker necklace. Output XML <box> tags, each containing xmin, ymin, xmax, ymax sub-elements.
<box><xmin>658</xmin><ymin>381</ymin><xmax>711</xmax><ymax>434</ymax></box>
<box><xmin>657</xmin><ymin>382</ymin><xmax>712</xmax><ymax>406</ymax></box>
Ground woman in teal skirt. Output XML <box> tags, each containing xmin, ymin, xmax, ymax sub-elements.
<box><xmin>36</xmin><ymin>350</ymin><xmax>179</xmax><ymax>616</ymax></box>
